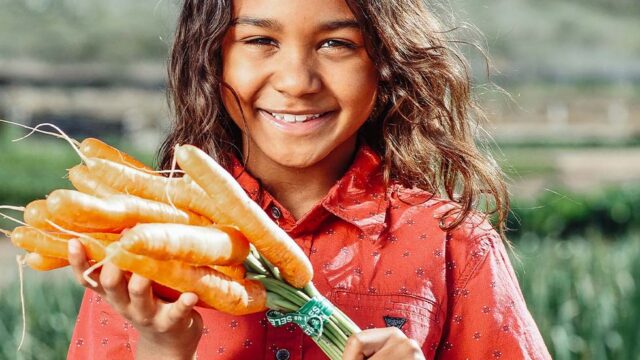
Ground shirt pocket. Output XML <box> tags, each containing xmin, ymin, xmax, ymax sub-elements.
<box><xmin>328</xmin><ymin>289</ymin><xmax>440</xmax><ymax>345</ymax></box>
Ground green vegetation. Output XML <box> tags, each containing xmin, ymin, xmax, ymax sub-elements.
<box><xmin>509</xmin><ymin>185</ymin><xmax>640</xmax><ymax>239</ymax></box>
<box><xmin>516</xmin><ymin>235</ymin><xmax>640</xmax><ymax>360</ymax></box>
<box><xmin>0</xmin><ymin>272</ymin><xmax>84</xmax><ymax>360</ymax></box>
<box><xmin>0</xmin><ymin>128</ymin><xmax>77</xmax><ymax>208</ymax></box>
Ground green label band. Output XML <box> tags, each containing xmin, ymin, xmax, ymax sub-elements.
<box><xmin>266</xmin><ymin>296</ymin><xmax>334</xmax><ymax>338</ymax></box>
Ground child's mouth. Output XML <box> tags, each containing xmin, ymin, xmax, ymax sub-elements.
<box><xmin>258</xmin><ymin>109</ymin><xmax>334</xmax><ymax>135</ymax></box>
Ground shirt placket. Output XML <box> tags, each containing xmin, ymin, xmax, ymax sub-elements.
<box><xmin>259</xmin><ymin>202</ymin><xmax>302</xmax><ymax>360</ymax></box>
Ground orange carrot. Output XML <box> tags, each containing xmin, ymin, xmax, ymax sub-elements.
<box><xmin>10</xmin><ymin>226</ymin><xmax>116</xmax><ymax>262</ymax></box>
<box><xmin>148</xmin><ymin>266</ymin><xmax>246</xmax><ymax>303</ymax></box>
<box><xmin>212</xmin><ymin>264</ymin><xmax>246</xmax><ymax>281</ymax></box>
<box><xmin>46</xmin><ymin>190</ymin><xmax>211</xmax><ymax>232</ymax></box>
<box><xmin>24</xmin><ymin>199</ymin><xmax>106</xmax><ymax>233</ymax></box>
<box><xmin>106</xmin><ymin>244</ymin><xmax>267</xmax><ymax>315</ymax></box>
<box><xmin>120</xmin><ymin>223</ymin><xmax>249</xmax><ymax>266</ymax></box>
<box><xmin>24</xmin><ymin>253</ymin><xmax>69</xmax><ymax>271</ymax></box>
<box><xmin>11</xmin><ymin>226</ymin><xmax>75</xmax><ymax>259</ymax></box>
<box><xmin>79</xmin><ymin>138</ymin><xmax>153</xmax><ymax>172</ymax></box>
<box><xmin>175</xmin><ymin>145</ymin><xmax>313</xmax><ymax>288</ymax></box>
<box><xmin>83</xmin><ymin>157</ymin><xmax>213</xmax><ymax>217</ymax></box>
<box><xmin>68</xmin><ymin>165</ymin><xmax>119</xmax><ymax>197</ymax></box>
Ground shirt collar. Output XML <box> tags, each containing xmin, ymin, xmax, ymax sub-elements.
<box><xmin>321</xmin><ymin>143</ymin><xmax>389</xmax><ymax>242</ymax></box>
<box><xmin>227</xmin><ymin>143</ymin><xmax>390</xmax><ymax>242</ymax></box>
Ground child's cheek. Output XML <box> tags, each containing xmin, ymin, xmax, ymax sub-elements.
<box><xmin>325</xmin><ymin>59</ymin><xmax>378</xmax><ymax>116</ymax></box>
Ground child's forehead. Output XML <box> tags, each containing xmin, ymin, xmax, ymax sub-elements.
<box><xmin>231</xmin><ymin>0</ymin><xmax>358</xmax><ymax>25</ymax></box>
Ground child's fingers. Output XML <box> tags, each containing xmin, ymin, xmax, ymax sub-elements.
<box><xmin>161</xmin><ymin>292</ymin><xmax>200</xmax><ymax>331</ymax></box>
<box><xmin>68</xmin><ymin>240</ymin><xmax>102</xmax><ymax>292</ymax></box>
<box><xmin>127</xmin><ymin>274</ymin><xmax>156</xmax><ymax>325</ymax></box>
<box><xmin>342</xmin><ymin>328</ymin><xmax>400</xmax><ymax>360</ymax></box>
<box><xmin>342</xmin><ymin>328</ymin><xmax>424</xmax><ymax>360</ymax></box>
<box><xmin>100</xmin><ymin>262</ymin><xmax>130</xmax><ymax>311</ymax></box>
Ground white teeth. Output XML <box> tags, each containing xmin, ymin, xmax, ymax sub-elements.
<box><xmin>269</xmin><ymin>112</ymin><xmax>322</xmax><ymax>123</ymax></box>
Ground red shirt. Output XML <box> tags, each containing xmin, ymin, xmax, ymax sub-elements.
<box><xmin>68</xmin><ymin>144</ymin><xmax>550</xmax><ymax>359</ymax></box>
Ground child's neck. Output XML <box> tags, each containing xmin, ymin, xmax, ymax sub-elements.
<box><xmin>244</xmin><ymin>139</ymin><xmax>356</xmax><ymax>220</ymax></box>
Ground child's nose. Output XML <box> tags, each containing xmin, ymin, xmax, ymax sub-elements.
<box><xmin>271</xmin><ymin>52</ymin><xmax>323</xmax><ymax>98</ymax></box>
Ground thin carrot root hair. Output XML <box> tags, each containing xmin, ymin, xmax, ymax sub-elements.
<box><xmin>163</xmin><ymin>146</ymin><xmax>181</xmax><ymax>210</ymax></box>
<box><xmin>0</xmin><ymin>209</ymin><xmax>29</xmax><ymax>227</ymax></box>
<box><xmin>0</xmin><ymin>206</ymin><xmax>27</xmax><ymax>238</ymax></box>
<box><xmin>0</xmin><ymin>205</ymin><xmax>25</xmax><ymax>212</ymax></box>
<box><xmin>82</xmin><ymin>243</ymin><xmax>119</xmax><ymax>287</ymax></box>
<box><xmin>16</xmin><ymin>254</ymin><xmax>27</xmax><ymax>352</ymax></box>
<box><xmin>9</xmin><ymin>123</ymin><xmax>90</xmax><ymax>164</ymax></box>
<box><xmin>0</xmin><ymin>119</ymin><xmax>81</xmax><ymax>146</ymax></box>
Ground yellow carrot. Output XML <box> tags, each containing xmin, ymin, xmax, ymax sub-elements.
<box><xmin>175</xmin><ymin>145</ymin><xmax>313</xmax><ymax>288</ymax></box>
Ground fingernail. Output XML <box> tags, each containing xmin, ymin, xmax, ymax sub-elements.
<box><xmin>182</xmin><ymin>293</ymin><xmax>198</xmax><ymax>307</ymax></box>
<box><xmin>68</xmin><ymin>240</ymin><xmax>79</xmax><ymax>254</ymax></box>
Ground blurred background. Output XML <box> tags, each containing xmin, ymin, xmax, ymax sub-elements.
<box><xmin>0</xmin><ymin>0</ymin><xmax>638</xmax><ymax>358</ymax></box>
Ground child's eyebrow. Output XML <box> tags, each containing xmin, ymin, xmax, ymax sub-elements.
<box><xmin>231</xmin><ymin>16</ymin><xmax>360</xmax><ymax>32</ymax></box>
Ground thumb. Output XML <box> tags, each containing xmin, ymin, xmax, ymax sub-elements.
<box><xmin>342</xmin><ymin>328</ymin><xmax>404</xmax><ymax>360</ymax></box>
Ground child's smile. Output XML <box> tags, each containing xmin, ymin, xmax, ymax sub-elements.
<box><xmin>220</xmin><ymin>0</ymin><xmax>378</xmax><ymax>171</ymax></box>
<box><xmin>257</xmin><ymin>109</ymin><xmax>335</xmax><ymax>136</ymax></box>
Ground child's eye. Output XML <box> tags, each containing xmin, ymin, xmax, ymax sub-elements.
<box><xmin>243</xmin><ymin>37</ymin><xmax>277</xmax><ymax>47</ymax></box>
<box><xmin>320</xmin><ymin>39</ymin><xmax>357</xmax><ymax>50</ymax></box>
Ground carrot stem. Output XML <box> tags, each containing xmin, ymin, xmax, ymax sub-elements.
<box><xmin>252</xmin><ymin>254</ymin><xmax>359</xmax><ymax>357</ymax></box>
<box><xmin>244</xmin><ymin>254</ymin><xmax>268</xmax><ymax>275</ymax></box>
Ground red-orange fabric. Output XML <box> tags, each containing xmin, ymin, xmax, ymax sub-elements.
<box><xmin>68</xmin><ymin>144</ymin><xmax>550</xmax><ymax>359</ymax></box>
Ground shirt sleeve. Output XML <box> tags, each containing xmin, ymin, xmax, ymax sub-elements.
<box><xmin>436</xmin><ymin>230</ymin><xmax>551</xmax><ymax>359</ymax></box>
<box><xmin>67</xmin><ymin>289</ymin><xmax>138</xmax><ymax>359</ymax></box>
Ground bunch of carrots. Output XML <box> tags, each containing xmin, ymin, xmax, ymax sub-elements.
<box><xmin>0</xmin><ymin>124</ymin><xmax>360</xmax><ymax>359</ymax></box>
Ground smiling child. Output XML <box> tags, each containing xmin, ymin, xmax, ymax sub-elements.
<box><xmin>67</xmin><ymin>0</ymin><xmax>551</xmax><ymax>359</ymax></box>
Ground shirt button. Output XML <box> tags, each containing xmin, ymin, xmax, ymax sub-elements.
<box><xmin>270</xmin><ymin>206</ymin><xmax>282</xmax><ymax>219</ymax></box>
<box><xmin>275</xmin><ymin>348</ymin><xmax>290</xmax><ymax>360</ymax></box>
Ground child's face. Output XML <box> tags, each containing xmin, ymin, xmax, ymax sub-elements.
<box><xmin>221</xmin><ymin>0</ymin><xmax>378</xmax><ymax>170</ymax></box>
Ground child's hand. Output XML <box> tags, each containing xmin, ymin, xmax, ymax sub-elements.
<box><xmin>342</xmin><ymin>327</ymin><xmax>425</xmax><ymax>360</ymax></box>
<box><xmin>67</xmin><ymin>239</ymin><xmax>203</xmax><ymax>360</ymax></box>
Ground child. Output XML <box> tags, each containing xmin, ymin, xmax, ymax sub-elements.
<box><xmin>67</xmin><ymin>0</ymin><xmax>551</xmax><ymax>359</ymax></box>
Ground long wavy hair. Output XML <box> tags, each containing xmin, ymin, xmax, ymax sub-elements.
<box><xmin>158</xmin><ymin>0</ymin><xmax>510</xmax><ymax>238</ymax></box>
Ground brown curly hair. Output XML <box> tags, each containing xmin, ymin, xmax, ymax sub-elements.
<box><xmin>158</xmin><ymin>0</ymin><xmax>510</xmax><ymax>237</ymax></box>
